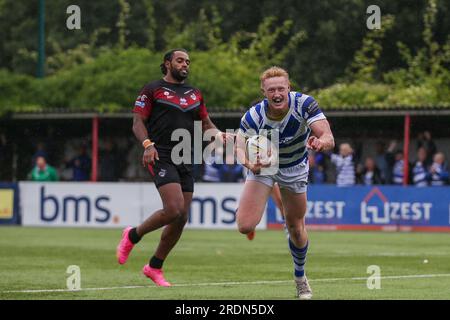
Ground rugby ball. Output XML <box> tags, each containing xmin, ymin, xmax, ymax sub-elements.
<box><xmin>246</xmin><ymin>134</ymin><xmax>275</xmax><ymax>164</ymax></box>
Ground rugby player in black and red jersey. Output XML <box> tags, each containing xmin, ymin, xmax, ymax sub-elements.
<box><xmin>116</xmin><ymin>49</ymin><xmax>228</xmax><ymax>286</ymax></box>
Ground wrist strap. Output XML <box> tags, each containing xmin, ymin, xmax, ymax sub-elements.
<box><xmin>142</xmin><ymin>139</ymin><xmax>155</xmax><ymax>149</ymax></box>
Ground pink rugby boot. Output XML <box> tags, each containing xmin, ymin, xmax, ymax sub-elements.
<box><xmin>142</xmin><ymin>265</ymin><xmax>171</xmax><ymax>287</ymax></box>
<box><xmin>246</xmin><ymin>230</ymin><xmax>255</xmax><ymax>241</ymax></box>
<box><xmin>116</xmin><ymin>227</ymin><xmax>135</xmax><ymax>264</ymax></box>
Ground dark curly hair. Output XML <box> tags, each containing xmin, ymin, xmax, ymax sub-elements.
<box><xmin>160</xmin><ymin>48</ymin><xmax>189</xmax><ymax>75</ymax></box>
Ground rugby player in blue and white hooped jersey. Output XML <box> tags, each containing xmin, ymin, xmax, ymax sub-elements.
<box><xmin>235</xmin><ymin>67</ymin><xmax>335</xmax><ymax>299</ymax></box>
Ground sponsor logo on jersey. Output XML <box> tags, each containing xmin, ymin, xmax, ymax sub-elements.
<box><xmin>135</xmin><ymin>101</ymin><xmax>145</xmax><ymax>108</ymax></box>
<box><xmin>280</xmin><ymin>136</ymin><xmax>294</xmax><ymax>144</ymax></box>
<box><xmin>164</xmin><ymin>91</ymin><xmax>174</xmax><ymax>99</ymax></box>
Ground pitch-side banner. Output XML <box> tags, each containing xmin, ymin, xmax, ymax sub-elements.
<box><xmin>0</xmin><ymin>183</ymin><xmax>20</xmax><ymax>225</ymax></box>
<box><xmin>266</xmin><ymin>185</ymin><xmax>450</xmax><ymax>232</ymax></box>
<box><xmin>19</xmin><ymin>182</ymin><xmax>266</xmax><ymax>229</ymax></box>
<box><xmin>20</xmin><ymin>182</ymin><xmax>143</xmax><ymax>227</ymax></box>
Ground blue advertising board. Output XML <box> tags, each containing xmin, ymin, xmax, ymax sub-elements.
<box><xmin>267</xmin><ymin>186</ymin><xmax>450</xmax><ymax>232</ymax></box>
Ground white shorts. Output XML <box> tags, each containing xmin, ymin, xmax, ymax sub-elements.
<box><xmin>246</xmin><ymin>160</ymin><xmax>309</xmax><ymax>193</ymax></box>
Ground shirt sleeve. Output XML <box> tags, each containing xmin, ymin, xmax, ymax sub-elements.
<box><xmin>132</xmin><ymin>86</ymin><xmax>153</xmax><ymax>118</ymax></box>
<box><xmin>300</xmin><ymin>96</ymin><xmax>326</xmax><ymax>126</ymax></box>
<box><xmin>238</xmin><ymin>110</ymin><xmax>258</xmax><ymax>139</ymax></box>
<box><xmin>198</xmin><ymin>96</ymin><xmax>209</xmax><ymax>120</ymax></box>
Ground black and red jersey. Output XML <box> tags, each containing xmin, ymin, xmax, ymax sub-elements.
<box><xmin>133</xmin><ymin>79</ymin><xmax>208</xmax><ymax>158</ymax></box>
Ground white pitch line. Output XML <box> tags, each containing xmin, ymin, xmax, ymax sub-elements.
<box><xmin>3</xmin><ymin>273</ymin><xmax>450</xmax><ymax>294</ymax></box>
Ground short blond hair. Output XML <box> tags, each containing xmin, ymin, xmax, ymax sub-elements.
<box><xmin>260</xmin><ymin>66</ymin><xmax>290</xmax><ymax>86</ymax></box>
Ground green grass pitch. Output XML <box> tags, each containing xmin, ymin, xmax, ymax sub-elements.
<box><xmin>1</xmin><ymin>227</ymin><xmax>449</xmax><ymax>300</ymax></box>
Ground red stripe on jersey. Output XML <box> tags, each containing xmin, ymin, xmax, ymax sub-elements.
<box><xmin>153</xmin><ymin>88</ymin><xmax>205</xmax><ymax>111</ymax></box>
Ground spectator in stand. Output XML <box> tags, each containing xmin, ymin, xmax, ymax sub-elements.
<box><xmin>429</xmin><ymin>152</ymin><xmax>449</xmax><ymax>186</ymax></box>
<box><xmin>31</xmin><ymin>142</ymin><xmax>49</xmax><ymax>166</ymax></box>
<box><xmin>331</xmin><ymin>143</ymin><xmax>356</xmax><ymax>186</ymax></box>
<box><xmin>218</xmin><ymin>152</ymin><xmax>244</xmax><ymax>182</ymax></box>
<box><xmin>392</xmin><ymin>150</ymin><xmax>408</xmax><ymax>185</ymax></box>
<box><xmin>412</xmin><ymin>147</ymin><xmax>429</xmax><ymax>187</ymax></box>
<box><xmin>385</xmin><ymin>140</ymin><xmax>399</xmax><ymax>184</ymax></box>
<box><xmin>99</xmin><ymin>140</ymin><xmax>120</xmax><ymax>181</ymax></box>
<box><xmin>358</xmin><ymin>157</ymin><xmax>383</xmax><ymax>185</ymax></box>
<box><xmin>28</xmin><ymin>156</ymin><xmax>59</xmax><ymax>181</ymax></box>
<box><xmin>124</xmin><ymin>142</ymin><xmax>149</xmax><ymax>181</ymax></box>
<box><xmin>203</xmin><ymin>146</ymin><xmax>223</xmax><ymax>182</ymax></box>
<box><xmin>417</xmin><ymin>131</ymin><xmax>437</xmax><ymax>167</ymax></box>
<box><xmin>308</xmin><ymin>152</ymin><xmax>326</xmax><ymax>184</ymax></box>
<box><xmin>66</xmin><ymin>143</ymin><xmax>91</xmax><ymax>181</ymax></box>
<box><xmin>374</xmin><ymin>141</ymin><xmax>390</xmax><ymax>184</ymax></box>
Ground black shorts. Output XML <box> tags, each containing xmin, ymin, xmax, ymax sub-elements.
<box><xmin>147</xmin><ymin>158</ymin><xmax>194</xmax><ymax>193</ymax></box>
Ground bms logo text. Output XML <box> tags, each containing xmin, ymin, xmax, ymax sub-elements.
<box><xmin>40</xmin><ymin>186</ymin><xmax>111</xmax><ymax>223</ymax></box>
<box><xmin>188</xmin><ymin>197</ymin><xmax>237</xmax><ymax>225</ymax></box>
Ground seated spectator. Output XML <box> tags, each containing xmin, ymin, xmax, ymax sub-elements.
<box><xmin>66</xmin><ymin>144</ymin><xmax>91</xmax><ymax>181</ymax></box>
<box><xmin>331</xmin><ymin>143</ymin><xmax>356</xmax><ymax>187</ymax></box>
<box><xmin>359</xmin><ymin>157</ymin><xmax>383</xmax><ymax>185</ymax></box>
<box><xmin>429</xmin><ymin>152</ymin><xmax>449</xmax><ymax>186</ymax></box>
<box><xmin>412</xmin><ymin>147</ymin><xmax>429</xmax><ymax>187</ymax></box>
<box><xmin>28</xmin><ymin>156</ymin><xmax>59</xmax><ymax>181</ymax></box>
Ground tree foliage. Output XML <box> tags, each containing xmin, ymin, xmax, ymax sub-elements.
<box><xmin>0</xmin><ymin>15</ymin><xmax>304</xmax><ymax>113</ymax></box>
<box><xmin>0</xmin><ymin>0</ymin><xmax>449</xmax><ymax>112</ymax></box>
<box><xmin>316</xmin><ymin>0</ymin><xmax>450</xmax><ymax>109</ymax></box>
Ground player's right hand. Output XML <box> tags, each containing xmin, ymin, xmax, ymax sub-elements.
<box><xmin>306</xmin><ymin>136</ymin><xmax>324</xmax><ymax>151</ymax></box>
<box><xmin>142</xmin><ymin>145</ymin><xmax>159</xmax><ymax>167</ymax></box>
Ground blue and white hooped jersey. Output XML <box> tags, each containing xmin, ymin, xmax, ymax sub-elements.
<box><xmin>239</xmin><ymin>91</ymin><xmax>326</xmax><ymax>169</ymax></box>
<box><xmin>430</xmin><ymin>163</ymin><xmax>449</xmax><ymax>186</ymax></box>
<box><xmin>412</xmin><ymin>161</ymin><xmax>429</xmax><ymax>187</ymax></box>
<box><xmin>392</xmin><ymin>160</ymin><xmax>404</xmax><ymax>185</ymax></box>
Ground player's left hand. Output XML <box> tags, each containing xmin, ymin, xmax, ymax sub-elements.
<box><xmin>307</xmin><ymin>136</ymin><xmax>324</xmax><ymax>152</ymax></box>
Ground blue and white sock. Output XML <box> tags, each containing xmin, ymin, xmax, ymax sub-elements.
<box><xmin>288</xmin><ymin>239</ymin><xmax>308</xmax><ymax>278</ymax></box>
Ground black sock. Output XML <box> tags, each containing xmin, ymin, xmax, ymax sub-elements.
<box><xmin>128</xmin><ymin>227</ymin><xmax>141</xmax><ymax>244</ymax></box>
<box><xmin>149</xmin><ymin>256</ymin><xmax>164</xmax><ymax>269</ymax></box>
